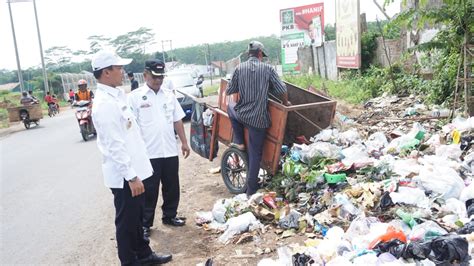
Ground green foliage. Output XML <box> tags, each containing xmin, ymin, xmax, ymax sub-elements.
<box><xmin>172</xmin><ymin>35</ymin><xmax>282</xmax><ymax>65</ymax></box>
<box><xmin>283</xmin><ymin>74</ymin><xmax>373</xmax><ymax>104</ymax></box>
<box><xmin>361</xmin><ymin>31</ymin><xmax>378</xmax><ymax>70</ymax></box>
<box><xmin>386</xmin><ymin>0</ymin><xmax>473</xmax><ymax>104</ymax></box>
<box><xmin>324</xmin><ymin>24</ymin><xmax>336</xmax><ymax>41</ymax></box>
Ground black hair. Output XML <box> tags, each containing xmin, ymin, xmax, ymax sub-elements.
<box><xmin>93</xmin><ymin>65</ymin><xmax>114</xmax><ymax>79</ymax></box>
<box><xmin>28</xmin><ymin>90</ymin><xmax>33</xmax><ymax>94</ymax></box>
<box><xmin>22</xmin><ymin>92</ymin><xmax>27</xmax><ymax>96</ymax></box>
<box><xmin>249</xmin><ymin>49</ymin><xmax>260</xmax><ymax>57</ymax></box>
<box><xmin>127</xmin><ymin>72</ymin><xmax>134</xmax><ymax>77</ymax></box>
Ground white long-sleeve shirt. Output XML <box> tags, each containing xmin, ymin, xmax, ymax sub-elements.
<box><xmin>92</xmin><ymin>83</ymin><xmax>153</xmax><ymax>189</ymax></box>
<box><xmin>128</xmin><ymin>84</ymin><xmax>185</xmax><ymax>159</ymax></box>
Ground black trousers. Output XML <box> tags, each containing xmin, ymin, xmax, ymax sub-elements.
<box><xmin>227</xmin><ymin>104</ymin><xmax>266</xmax><ymax>196</ymax></box>
<box><xmin>111</xmin><ymin>182</ymin><xmax>152</xmax><ymax>266</ymax></box>
<box><xmin>142</xmin><ymin>157</ymin><xmax>180</xmax><ymax>228</ymax></box>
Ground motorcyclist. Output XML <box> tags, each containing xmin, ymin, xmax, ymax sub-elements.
<box><xmin>197</xmin><ymin>74</ymin><xmax>204</xmax><ymax>97</ymax></box>
<box><xmin>74</xmin><ymin>79</ymin><xmax>95</xmax><ymax>135</ymax></box>
<box><xmin>20</xmin><ymin>91</ymin><xmax>39</xmax><ymax>106</ymax></box>
<box><xmin>44</xmin><ymin>91</ymin><xmax>59</xmax><ymax>111</ymax></box>
<box><xmin>75</xmin><ymin>79</ymin><xmax>94</xmax><ymax>102</ymax></box>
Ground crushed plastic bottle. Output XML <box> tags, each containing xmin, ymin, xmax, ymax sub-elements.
<box><xmin>396</xmin><ymin>209</ymin><xmax>418</xmax><ymax>228</ymax></box>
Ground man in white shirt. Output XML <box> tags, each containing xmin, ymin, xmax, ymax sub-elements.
<box><xmin>128</xmin><ymin>59</ymin><xmax>190</xmax><ymax>237</ymax></box>
<box><xmin>91</xmin><ymin>51</ymin><xmax>172</xmax><ymax>265</ymax></box>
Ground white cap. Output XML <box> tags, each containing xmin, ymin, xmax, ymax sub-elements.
<box><xmin>91</xmin><ymin>51</ymin><xmax>132</xmax><ymax>71</ymax></box>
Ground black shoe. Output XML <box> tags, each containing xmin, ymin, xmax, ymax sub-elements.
<box><xmin>162</xmin><ymin>217</ymin><xmax>185</xmax><ymax>226</ymax></box>
<box><xmin>143</xmin><ymin>226</ymin><xmax>151</xmax><ymax>237</ymax></box>
<box><xmin>138</xmin><ymin>252</ymin><xmax>172</xmax><ymax>265</ymax></box>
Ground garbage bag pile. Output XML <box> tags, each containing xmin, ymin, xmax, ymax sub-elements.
<box><xmin>196</xmin><ymin>110</ymin><xmax>474</xmax><ymax>265</ymax></box>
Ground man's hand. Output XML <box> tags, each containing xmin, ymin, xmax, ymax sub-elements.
<box><xmin>128</xmin><ymin>177</ymin><xmax>145</xmax><ymax>197</ymax></box>
<box><xmin>182</xmin><ymin>143</ymin><xmax>190</xmax><ymax>159</ymax></box>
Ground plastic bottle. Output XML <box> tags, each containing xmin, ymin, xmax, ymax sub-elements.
<box><xmin>334</xmin><ymin>194</ymin><xmax>360</xmax><ymax>216</ymax></box>
<box><xmin>396</xmin><ymin>209</ymin><xmax>417</xmax><ymax>228</ymax></box>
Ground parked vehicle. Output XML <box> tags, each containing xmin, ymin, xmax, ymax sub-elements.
<box><xmin>74</xmin><ymin>100</ymin><xmax>96</xmax><ymax>141</ymax></box>
<box><xmin>165</xmin><ymin>71</ymin><xmax>201</xmax><ymax>118</ymax></box>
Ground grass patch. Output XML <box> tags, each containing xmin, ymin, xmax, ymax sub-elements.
<box><xmin>203</xmin><ymin>84</ymin><xmax>219</xmax><ymax>96</ymax></box>
<box><xmin>283</xmin><ymin>74</ymin><xmax>373</xmax><ymax>104</ymax></box>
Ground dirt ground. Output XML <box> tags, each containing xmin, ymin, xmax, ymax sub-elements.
<box><xmin>141</xmin><ymin>142</ymin><xmax>309</xmax><ymax>266</ymax></box>
<box><xmin>59</xmin><ymin>101</ymin><xmax>364</xmax><ymax>266</ymax></box>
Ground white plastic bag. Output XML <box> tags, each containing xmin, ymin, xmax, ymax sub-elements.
<box><xmin>390</xmin><ymin>187</ymin><xmax>430</xmax><ymax>208</ymax></box>
<box><xmin>218</xmin><ymin>212</ymin><xmax>261</xmax><ymax>243</ymax></box>
<box><xmin>365</xmin><ymin>132</ymin><xmax>388</xmax><ymax>152</ymax></box>
<box><xmin>416</xmin><ymin>164</ymin><xmax>465</xmax><ymax>200</ymax></box>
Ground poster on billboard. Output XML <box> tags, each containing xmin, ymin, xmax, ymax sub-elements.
<box><xmin>336</xmin><ymin>0</ymin><xmax>361</xmax><ymax>69</ymax></box>
<box><xmin>280</xmin><ymin>3</ymin><xmax>324</xmax><ymax>74</ymax></box>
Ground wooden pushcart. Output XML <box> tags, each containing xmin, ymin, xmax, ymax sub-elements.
<box><xmin>7</xmin><ymin>104</ymin><xmax>43</xmax><ymax>129</ymax></box>
<box><xmin>193</xmin><ymin>79</ymin><xmax>337</xmax><ymax>193</ymax></box>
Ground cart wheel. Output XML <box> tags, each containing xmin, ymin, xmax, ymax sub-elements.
<box><xmin>221</xmin><ymin>147</ymin><xmax>248</xmax><ymax>194</ymax></box>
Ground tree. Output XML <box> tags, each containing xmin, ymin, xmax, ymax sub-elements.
<box><xmin>88</xmin><ymin>35</ymin><xmax>111</xmax><ymax>55</ymax></box>
<box><xmin>44</xmin><ymin>46</ymin><xmax>73</xmax><ymax>68</ymax></box>
<box><xmin>109</xmin><ymin>27</ymin><xmax>155</xmax><ymax>56</ymax></box>
<box><xmin>387</xmin><ymin>0</ymin><xmax>473</xmax><ymax>104</ymax></box>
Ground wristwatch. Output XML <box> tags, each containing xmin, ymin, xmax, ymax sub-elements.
<box><xmin>129</xmin><ymin>176</ymin><xmax>138</xmax><ymax>182</ymax></box>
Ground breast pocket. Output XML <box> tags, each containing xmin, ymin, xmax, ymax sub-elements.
<box><xmin>163</xmin><ymin>99</ymin><xmax>175</xmax><ymax>124</ymax></box>
<box><xmin>137</xmin><ymin>102</ymin><xmax>155</xmax><ymax>124</ymax></box>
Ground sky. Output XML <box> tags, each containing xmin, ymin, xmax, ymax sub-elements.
<box><xmin>0</xmin><ymin>0</ymin><xmax>401</xmax><ymax>71</ymax></box>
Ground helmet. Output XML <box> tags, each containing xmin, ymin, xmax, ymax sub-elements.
<box><xmin>77</xmin><ymin>79</ymin><xmax>87</xmax><ymax>86</ymax></box>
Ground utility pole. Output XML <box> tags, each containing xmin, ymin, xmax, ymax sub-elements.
<box><xmin>207</xmin><ymin>43</ymin><xmax>213</xmax><ymax>85</ymax></box>
<box><xmin>161</xmin><ymin>40</ymin><xmax>166</xmax><ymax>63</ymax></box>
<box><xmin>33</xmin><ymin>0</ymin><xmax>49</xmax><ymax>94</ymax></box>
<box><xmin>7</xmin><ymin>0</ymin><xmax>25</xmax><ymax>93</ymax></box>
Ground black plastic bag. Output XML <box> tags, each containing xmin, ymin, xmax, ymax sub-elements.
<box><xmin>190</xmin><ymin>101</ymin><xmax>217</xmax><ymax>159</ymax></box>
<box><xmin>429</xmin><ymin>234</ymin><xmax>470</xmax><ymax>265</ymax></box>
<box><xmin>292</xmin><ymin>253</ymin><xmax>313</xmax><ymax>266</ymax></box>
<box><xmin>457</xmin><ymin>220</ymin><xmax>474</xmax><ymax>234</ymax></box>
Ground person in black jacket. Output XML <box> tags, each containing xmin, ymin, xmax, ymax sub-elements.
<box><xmin>128</xmin><ymin>72</ymin><xmax>139</xmax><ymax>91</ymax></box>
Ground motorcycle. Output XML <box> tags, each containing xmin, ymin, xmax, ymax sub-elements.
<box><xmin>74</xmin><ymin>100</ymin><xmax>96</xmax><ymax>141</ymax></box>
<box><xmin>47</xmin><ymin>102</ymin><xmax>59</xmax><ymax>117</ymax></box>
<box><xmin>19</xmin><ymin>104</ymin><xmax>42</xmax><ymax>129</ymax></box>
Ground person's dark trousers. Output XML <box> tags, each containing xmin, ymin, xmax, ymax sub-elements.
<box><xmin>143</xmin><ymin>156</ymin><xmax>180</xmax><ymax>227</ymax></box>
<box><xmin>111</xmin><ymin>181</ymin><xmax>152</xmax><ymax>266</ymax></box>
<box><xmin>228</xmin><ymin>104</ymin><xmax>266</xmax><ymax>196</ymax></box>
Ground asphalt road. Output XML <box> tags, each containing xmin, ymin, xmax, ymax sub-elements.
<box><xmin>0</xmin><ymin>109</ymin><xmax>113</xmax><ymax>264</ymax></box>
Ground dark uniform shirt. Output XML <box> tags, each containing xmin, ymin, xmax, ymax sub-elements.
<box><xmin>226</xmin><ymin>57</ymin><xmax>286</xmax><ymax>129</ymax></box>
<box><xmin>130</xmin><ymin>78</ymin><xmax>139</xmax><ymax>91</ymax></box>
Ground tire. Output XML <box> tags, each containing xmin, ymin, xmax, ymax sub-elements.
<box><xmin>221</xmin><ymin>147</ymin><xmax>248</xmax><ymax>194</ymax></box>
<box><xmin>80</xmin><ymin>124</ymin><xmax>89</xmax><ymax>141</ymax></box>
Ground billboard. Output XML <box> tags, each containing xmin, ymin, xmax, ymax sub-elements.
<box><xmin>336</xmin><ymin>0</ymin><xmax>361</xmax><ymax>69</ymax></box>
<box><xmin>280</xmin><ymin>3</ymin><xmax>324</xmax><ymax>74</ymax></box>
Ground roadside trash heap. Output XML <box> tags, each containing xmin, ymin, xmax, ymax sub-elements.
<box><xmin>196</xmin><ymin>99</ymin><xmax>474</xmax><ymax>265</ymax></box>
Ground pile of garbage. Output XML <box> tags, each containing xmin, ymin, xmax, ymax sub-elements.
<box><xmin>339</xmin><ymin>94</ymin><xmax>452</xmax><ymax>139</ymax></box>
<box><xmin>196</xmin><ymin>107</ymin><xmax>474</xmax><ymax>265</ymax></box>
